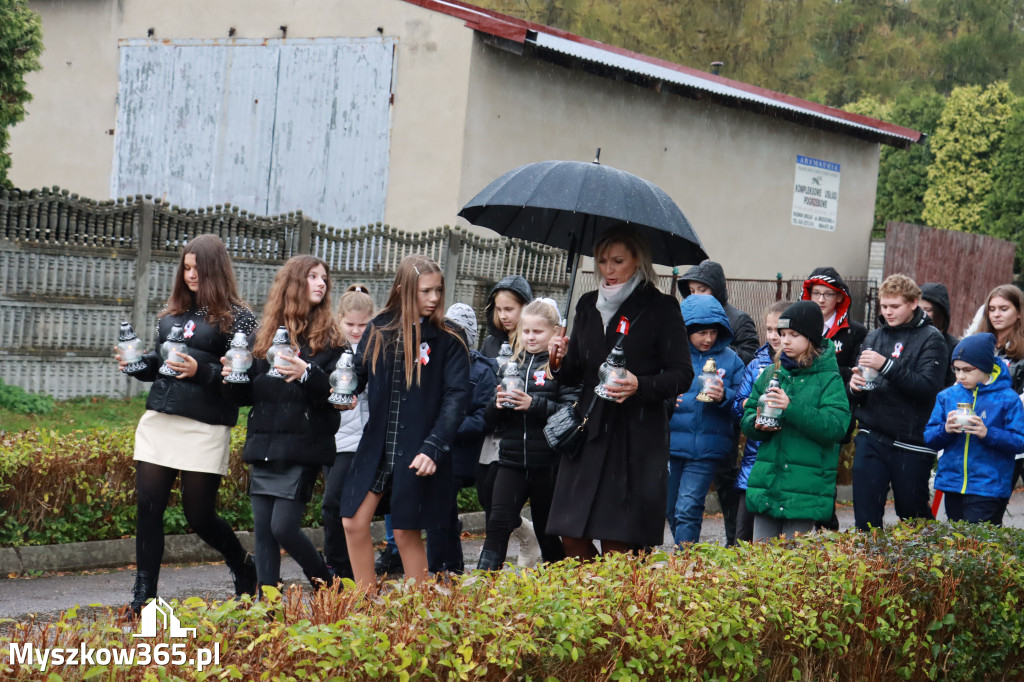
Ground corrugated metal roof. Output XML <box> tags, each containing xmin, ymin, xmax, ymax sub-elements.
<box><xmin>403</xmin><ymin>0</ymin><xmax>922</xmax><ymax>148</ymax></box>
<box><xmin>528</xmin><ymin>32</ymin><xmax>917</xmax><ymax>144</ymax></box>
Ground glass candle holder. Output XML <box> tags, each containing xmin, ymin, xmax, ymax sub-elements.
<box><xmin>224</xmin><ymin>332</ymin><xmax>253</xmax><ymax>384</ymax></box>
<box><xmin>594</xmin><ymin>337</ymin><xmax>627</xmax><ymax>402</ymax></box>
<box><xmin>755</xmin><ymin>372</ymin><xmax>785</xmax><ymax>429</ymax></box>
<box><xmin>500</xmin><ymin>360</ymin><xmax>524</xmax><ymax>408</ymax></box>
<box><xmin>328</xmin><ymin>350</ymin><xmax>359</xmax><ymax>405</ymax></box>
<box><xmin>266</xmin><ymin>326</ymin><xmax>295</xmax><ymax>379</ymax></box>
<box><xmin>117</xmin><ymin>321</ymin><xmax>147</xmax><ymax>374</ymax></box>
<box><xmin>158</xmin><ymin>324</ymin><xmax>189</xmax><ymax>377</ymax></box>
<box><xmin>695</xmin><ymin>359</ymin><xmax>720</xmax><ymax>403</ymax></box>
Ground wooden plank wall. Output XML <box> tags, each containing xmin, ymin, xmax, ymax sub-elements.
<box><xmin>883</xmin><ymin>222</ymin><xmax>1016</xmax><ymax>336</ymax></box>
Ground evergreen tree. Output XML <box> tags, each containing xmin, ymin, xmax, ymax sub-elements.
<box><xmin>0</xmin><ymin>0</ymin><xmax>43</xmax><ymax>186</ymax></box>
<box><xmin>922</xmin><ymin>82</ymin><xmax>1014</xmax><ymax>233</ymax></box>
<box><xmin>984</xmin><ymin>103</ymin><xmax>1024</xmax><ymax>270</ymax></box>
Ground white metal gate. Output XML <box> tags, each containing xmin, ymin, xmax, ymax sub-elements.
<box><xmin>112</xmin><ymin>38</ymin><xmax>395</xmax><ymax>229</ymax></box>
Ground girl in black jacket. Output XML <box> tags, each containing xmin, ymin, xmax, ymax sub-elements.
<box><xmin>223</xmin><ymin>255</ymin><xmax>345</xmax><ymax>592</ymax></box>
<box><xmin>478</xmin><ymin>299</ymin><xmax>579</xmax><ymax>570</ymax></box>
<box><xmin>117</xmin><ymin>234</ymin><xmax>257</xmax><ymax>615</ymax></box>
<box><xmin>339</xmin><ymin>255</ymin><xmax>470</xmax><ymax>590</ymax></box>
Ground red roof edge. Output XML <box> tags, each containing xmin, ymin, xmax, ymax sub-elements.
<box><xmin>400</xmin><ymin>0</ymin><xmax>922</xmax><ymax>144</ymax></box>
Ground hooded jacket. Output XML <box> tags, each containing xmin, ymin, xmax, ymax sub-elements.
<box><xmin>484</xmin><ymin>350</ymin><xmax>580</xmax><ymax>469</ymax></box>
<box><xmin>851</xmin><ymin>306</ymin><xmax>947</xmax><ymax>448</ymax></box>
<box><xmin>741</xmin><ymin>340</ymin><xmax>850</xmax><ymax>522</ymax></box>
<box><xmin>800</xmin><ymin>267</ymin><xmax>867</xmax><ymax>382</ymax></box>
<box><xmin>670</xmin><ymin>295</ymin><xmax>745</xmax><ymax>461</ymax></box>
<box><xmin>678</xmin><ymin>260</ymin><xmax>759</xmax><ymax>365</ymax></box>
<box><xmin>919</xmin><ymin>283</ymin><xmax>960</xmax><ymax>387</ymax></box>
<box><xmin>480</xmin><ymin>275</ymin><xmax>533</xmax><ymax>358</ymax></box>
<box><xmin>925</xmin><ymin>362</ymin><xmax>1024</xmax><ymax>499</ymax></box>
<box><xmin>732</xmin><ymin>342</ymin><xmax>775</xmax><ymax>490</ymax></box>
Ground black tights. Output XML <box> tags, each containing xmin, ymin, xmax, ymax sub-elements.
<box><xmin>251</xmin><ymin>494</ymin><xmax>329</xmax><ymax>585</ymax></box>
<box><xmin>135</xmin><ymin>461</ymin><xmax>246</xmax><ymax>580</ymax></box>
<box><xmin>482</xmin><ymin>466</ymin><xmax>564</xmax><ymax>564</ymax></box>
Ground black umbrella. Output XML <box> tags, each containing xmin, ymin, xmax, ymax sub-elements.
<box><xmin>458</xmin><ymin>155</ymin><xmax>707</xmax><ymax>309</ymax></box>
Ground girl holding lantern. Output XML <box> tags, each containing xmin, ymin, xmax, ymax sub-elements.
<box><xmin>222</xmin><ymin>255</ymin><xmax>345</xmax><ymax>593</ymax></box>
<box><xmin>116</xmin><ymin>234</ymin><xmax>257</xmax><ymax>615</ymax></box>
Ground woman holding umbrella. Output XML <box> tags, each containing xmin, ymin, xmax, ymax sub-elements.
<box><xmin>547</xmin><ymin>226</ymin><xmax>693</xmax><ymax>557</ymax></box>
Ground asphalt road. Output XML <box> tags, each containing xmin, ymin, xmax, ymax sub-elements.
<box><xmin>2</xmin><ymin>494</ymin><xmax>1023</xmax><ymax>623</ymax></box>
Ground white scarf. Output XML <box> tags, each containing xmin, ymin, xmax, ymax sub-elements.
<box><xmin>596</xmin><ymin>271</ymin><xmax>641</xmax><ymax>328</ymax></box>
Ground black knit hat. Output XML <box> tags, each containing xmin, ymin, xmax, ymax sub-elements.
<box><xmin>778</xmin><ymin>301</ymin><xmax>824</xmax><ymax>348</ymax></box>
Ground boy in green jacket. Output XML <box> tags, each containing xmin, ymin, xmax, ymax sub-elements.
<box><xmin>741</xmin><ymin>301</ymin><xmax>851</xmax><ymax>541</ymax></box>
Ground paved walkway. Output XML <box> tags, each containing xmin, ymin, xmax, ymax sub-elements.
<box><xmin>3</xmin><ymin>495</ymin><xmax>1023</xmax><ymax>623</ymax></box>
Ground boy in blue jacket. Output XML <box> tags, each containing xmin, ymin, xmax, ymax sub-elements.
<box><xmin>669</xmin><ymin>295</ymin><xmax>745</xmax><ymax>545</ymax></box>
<box><xmin>925</xmin><ymin>333</ymin><xmax>1024</xmax><ymax>525</ymax></box>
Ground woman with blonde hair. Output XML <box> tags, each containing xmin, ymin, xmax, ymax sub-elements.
<box><xmin>339</xmin><ymin>255</ymin><xmax>470</xmax><ymax>588</ymax></box>
<box><xmin>224</xmin><ymin>255</ymin><xmax>345</xmax><ymax>592</ymax></box>
<box><xmin>547</xmin><ymin>226</ymin><xmax>692</xmax><ymax>557</ymax></box>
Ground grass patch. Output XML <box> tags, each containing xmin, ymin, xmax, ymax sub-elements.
<box><xmin>0</xmin><ymin>394</ymin><xmax>149</xmax><ymax>434</ymax></box>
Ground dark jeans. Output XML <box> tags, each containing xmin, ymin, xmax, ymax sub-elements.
<box><xmin>944</xmin><ymin>492</ymin><xmax>1007</xmax><ymax>526</ymax></box>
<box><xmin>426</xmin><ymin>475</ymin><xmax>474</xmax><ymax>574</ymax></box>
<box><xmin>321</xmin><ymin>452</ymin><xmax>354</xmax><ymax>577</ymax></box>
<box><xmin>713</xmin><ymin>455</ymin><xmax>740</xmax><ymax>546</ymax></box>
<box><xmin>135</xmin><ymin>461</ymin><xmax>247</xmax><ymax>582</ymax></box>
<box><xmin>482</xmin><ymin>465</ymin><xmax>564</xmax><ymax>564</ymax></box>
<box><xmin>251</xmin><ymin>494</ymin><xmax>328</xmax><ymax>585</ymax></box>
<box><xmin>735</xmin><ymin>490</ymin><xmax>754</xmax><ymax>543</ymax></box>
<box><xmin>667</xmin><ymin>457</ymin><xmax>717</xmax><ymax>545</ymax></box>
<box><xmin>852</xmin><ymin>432</ymin><xmax>935</xmax><ymax>532</ymax></box>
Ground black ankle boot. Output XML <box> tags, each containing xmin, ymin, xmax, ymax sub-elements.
<box><xmin>230</xmin><ymin>553</ymin><xmax>257</xmax><ymax>597</ymax></box>
<box><xmin>475</xmin><ymin>549</ymin><xmax>503</xmax><ymax>571</ymax></box>
<box><xmin>304</xmin><ymin>555</ymin><xmax>332</xmax><ymax>591</ymax></box>
<box><xmin>128</xmin><ymin>571</ymin><xmax>158</xmax><ymax>616</ymax></box>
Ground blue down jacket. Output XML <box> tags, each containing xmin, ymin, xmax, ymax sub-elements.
<box><xmin>925</xmin><ymin>362</ymin><xmax>1024</xmax><ymax>499</ymax></box>
<box><xmin>670</xmin><ymin>295</ymin><xmax>745</xmax><ymax>462</ymax></box>
<box><xmin>732</xmin><ymin>342</ymin><xmax>775</xmax><ymax>489</ymax></box>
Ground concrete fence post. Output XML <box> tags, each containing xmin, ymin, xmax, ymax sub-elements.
<box><xmin>129</xmin><ymin>199</ymin><xmax>154</xmax><ymax>398</ymax></box>
<box><xmin>296</xmin><ymin>215</ymin><xmax>314</xmax><ymax>256</ymax></box>
<box><xmin>443</xmin><ymin>227</ymin><xmax>462</xmax><ymax>311</ymax></box>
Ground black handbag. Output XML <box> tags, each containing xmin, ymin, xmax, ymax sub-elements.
<box><xmin>543</xmin><ymin>393</ymin><xmax>597</xmax><ymax>459</ymax></box>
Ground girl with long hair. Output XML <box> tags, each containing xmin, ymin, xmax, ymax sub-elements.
<box><xmin>339</xmin><ymin>255</ymin><xmax>470</xmax><ymax>589</ymax></box>
<box><xmin>978</xmin><ymin>284</ymin><xmax>1024</xmax><ymax>506</ymax></box>
<box><xmin>223</xmin><ymin>255</ymin><xmax>345</xmax><ymax>592</ymax></box>
<box><xmin>116</xmin><ymin>234</ymin><xmax>257</xmax><ymax>615</ymax></box>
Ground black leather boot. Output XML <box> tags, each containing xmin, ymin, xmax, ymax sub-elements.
<box><xmin>128</xmin><ymin>571</ymin><xmax>158</xmax><ymax>616</ymax></box>
<box><xmin>229</xmin><ymin>552</ymin><xmax>257</xmax><ymax>597</ymax></box>
<box><xmin>475</xmin><ymin>549</ymin><xmax>503</xmax><ymax>571</ymax></box>
<box><xmin>304</xmin><ymin>554</ymin><xmax>332</xmax><ymax>591</ymax></box>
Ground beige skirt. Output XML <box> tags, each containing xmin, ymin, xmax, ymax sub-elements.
<box><xmin>133</xmin><ymin>410</ymin><xmax>232</xmax><ymax>476</ymax></box>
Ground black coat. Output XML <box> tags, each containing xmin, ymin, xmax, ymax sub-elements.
<box><xmin>227</xmin><ymin>338</ymin><xmax>343</xmax><ymax>467</ymax></box>
<box><xmin>338</xmin><ymin>313</ymin><xmax>470</xmax><ymax>530</ymax></box>
<box><xmin>850</xmin><ymin>307</ymin><xmax>947</xmax><ymax>447</ymax></box>
<box><xmin>485</xmin><ymin>350</ymin><xmax>581</xmax><ymax>469</ymax></box>
<box><xmin>547</xmin><ymin>282</ymin><xmax>693</xmax><ymax>546</ymax></box>
<box><xmin>131</xmin><ymin>304</ymin><xmax>257</xmax><ymax>426</ymax></box>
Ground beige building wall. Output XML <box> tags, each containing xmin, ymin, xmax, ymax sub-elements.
<box><xmin>459</xmin><ymin>37</ymin><xmax>881</xmax><ymax>281</ymax></box>
<box><xmin>13</xmin><ymin>0</ymin><xmax>474</xmax><ymax>229</ymax></box>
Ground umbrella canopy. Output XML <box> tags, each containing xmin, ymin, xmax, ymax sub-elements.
<box><xmin>458</xmin><ymin>160</ymin><xmax>707</xmax><ymax>267</ymax></box>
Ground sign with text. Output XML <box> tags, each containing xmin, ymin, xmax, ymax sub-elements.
<box><xmin>791</xmin><ymin>155</ymin><xmax>840</xmax><ymax>232</ymax></box>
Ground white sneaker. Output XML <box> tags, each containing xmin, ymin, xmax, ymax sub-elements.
<box><xmin>511</xmin><ymin>517</ymin><xmax>542</xmax><ymax>568</ymax></box>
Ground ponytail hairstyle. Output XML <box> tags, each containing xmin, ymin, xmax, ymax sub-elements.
<box><xmin>338</xmin><ymin>283</ymin><xmax>376</xmax><ymax>322</ymax></box>
<box><xmin>364</xmin><ymin>255</ymin><xmax>464</xmax><ymax>387</ymax></box>
<box><xmin>162</xmin><ymin>234</ymin><xmax>246</xmax><ymax>332</ymax></box>
<box><xmin>980</xmin><ymin>284</ymin><xmax>1024</xmax><ymax>361</ymax></box>
<box><xmin>513</xmin><ymin>298</ymin><xmax>562</xmax><ymax>376</ymax></box>
<box><xmin>253</xmin><ymin>255</ymin><xmax>343</xmax><ymax>357</ymax></box>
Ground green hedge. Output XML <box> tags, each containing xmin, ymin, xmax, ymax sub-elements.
<box><xmin>0</xmin><ymin>427</ymin><xmax>481</xmax><ymax>547</ymax></box>
<box><xmin>2</xmin><ymin>523</ymin><xmax>1022</xmax><ymax>680</ymax></box>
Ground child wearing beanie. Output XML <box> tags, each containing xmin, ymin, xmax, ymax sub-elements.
<box><xmin>741</xmin><ymin>301</ymin><xmax>851</xmax><ymax>541</ymax></box>
<box><xmin>924</xmin><ymin>333</ymin><xmax>1024</xmax><ymax>525</ymax></box>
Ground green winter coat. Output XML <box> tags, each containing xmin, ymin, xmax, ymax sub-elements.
<box><xmin>741</xmin><ymin>340</ymin><xmax>850</xmax><ymax>522</ymax></box>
